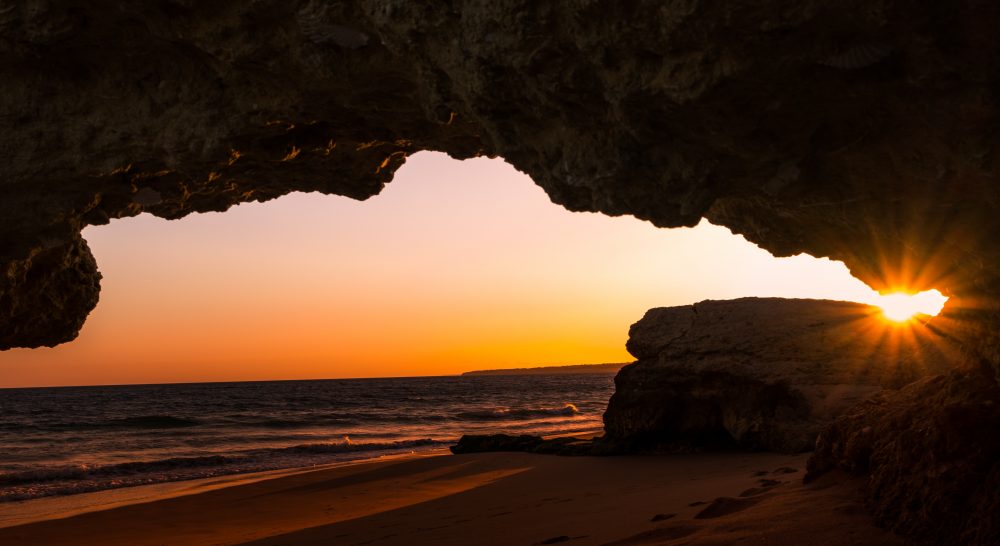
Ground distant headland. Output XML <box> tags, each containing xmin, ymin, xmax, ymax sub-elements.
<box><xmin>461</xmin><ymin>363</ymin><xmax>626</xmax><ymax>376</ymax></box>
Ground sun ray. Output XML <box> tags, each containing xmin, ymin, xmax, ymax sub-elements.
<box><xmin>869</xmin><ymin>289</ymin><xmax>948</xmax><ymax>323</ymax></box>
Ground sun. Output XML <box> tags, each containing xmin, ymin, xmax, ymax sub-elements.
<box><xmin>876</xmin><ymin>290</ymin><xmax>948</xmax><ymax>322</ymax></box>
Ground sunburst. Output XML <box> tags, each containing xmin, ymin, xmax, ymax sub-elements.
<box><xmin>873</xmin><ymin>290</ymin><xmax>948</xmax><ymax>323</ymax></box>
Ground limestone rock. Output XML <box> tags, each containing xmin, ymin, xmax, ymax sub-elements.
<box><xmin>1</xmin><ymin>2</ymin><xmax>1000</xmax><ymax>372</ymax></box>
<box><xmin>602</xmin><ymin>298</ymin><xmax>956</xmax><ymax>453</ymax></box>
<box><xmin>806</xmin><ymin>372</ymin><xmax>1000</xmax><ymax>546</ymax></box>
<box><xmin>0</xmin><ymin>234</ymin><xmax>100</xmax><ymax>348</ymax></box>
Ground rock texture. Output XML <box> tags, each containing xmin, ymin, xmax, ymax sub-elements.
<box><xmin>1</xmin><ymin>1</ymin><xmax>1000</xmax><ymax>363</ymax></box>
<box><xmin>602</xmin><ymin>298</ymin><xmax>956</xmax><ymax>453</ymax></box>
<box><xmin>806</xmin><ymin>372</ymin><xmax>1000</xmax><ymax>545</ymax></box>
<box><xmin>3</xmin><ymin>3</ymin><xmax>1000</xmax><ymax>543</ymax></box>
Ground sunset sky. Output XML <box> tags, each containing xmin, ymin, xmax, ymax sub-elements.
<box><xmin>0</xmin><ymin>153</ymin><xmax>932</xmax><ymax>387</ymax></box>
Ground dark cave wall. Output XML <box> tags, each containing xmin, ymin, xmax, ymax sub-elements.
<box><xmin>4</xmin><ymin>0</ymin><xmax>1000</xmax><ymax>364</ymax></box>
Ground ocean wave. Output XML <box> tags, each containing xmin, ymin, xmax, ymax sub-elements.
<box><xmin>266</xmin><ymin>437</ymin><xmax>442</xmax><ymax>455</ymax></box>
<box><xmin>0</xmin><ymin>438</ymin><xmax>442</xmax><ymax>488</ymax></box>
<box><xmin>456</xmin><ymin>403</ymin><xmax>580</xmax><ymax>421</ymax></box>
<box><xmin>228</xmin><ymin>417</ymin><xmax>325</xmax><ymax>429</ymax></box>
<box><xmin>20</xmin><ymin>415</ymin><xmax>204</xmax><ymax>431</ymax></box>
<box><xmin>0</xmin><ymin>375</ymin><xmax>616</xmax><ymax>503</ymax></box>
<box><xmin>218</xmin><ymin>413</ymin><xmax>428</xmax><ymax>428</ymax></box>
<box><xmin>0</xmin><ymin>455</ymin><xmax>233</xmax><ymax>486</ymax></box>
<box><xmin>106</xmin><ymin>415</ymin><xmax>202</xmax><ymax>428</ymax></box>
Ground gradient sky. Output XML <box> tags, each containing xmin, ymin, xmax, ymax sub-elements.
<box><xmin>0</xmin><ymin>153</ymin><xmax>917</xmax><ymax>387</ymax></box>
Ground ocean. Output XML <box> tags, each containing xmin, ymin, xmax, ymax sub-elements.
<box><xmin>0</xmin><ymin>373</ymin><xmax>615</xmax><ymax>502</ymax></box>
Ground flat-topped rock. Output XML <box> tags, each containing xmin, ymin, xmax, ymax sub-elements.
<box><xmin>603</xmin><ymin>297</ymin><xmax>957</xmax><ymax>453</ymax></box>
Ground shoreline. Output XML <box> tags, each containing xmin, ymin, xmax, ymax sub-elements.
<box><xmin>0</xmin><ymin>449</ymin><xmax>452</xmax><ymax>529</ymax></box>
<box><xmin>0</xmin><ymin>449</ymin><xmax>899</xmax><ymax>545</ymax></box>
<box><xmin>0</xmin><ymin>429</ymin><xmax>605</xmax><ymax>528</ymax></box>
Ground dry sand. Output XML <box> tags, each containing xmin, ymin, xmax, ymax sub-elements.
<box><xmin>0</xmin><ymin>451</ymin><xmax>900</xmax><ymax>545</ymax></box>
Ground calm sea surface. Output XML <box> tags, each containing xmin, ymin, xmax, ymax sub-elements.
<box><xmin>0</xmin><ymin>374</ymin><xmax>615</xmax><ymax>501</ymax></box>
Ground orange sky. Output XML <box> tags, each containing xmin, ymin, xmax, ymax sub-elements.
<box><xmin>0</xmin><ymin>153</ymin><xmax>928</xmax><ymax>387</ymax></box>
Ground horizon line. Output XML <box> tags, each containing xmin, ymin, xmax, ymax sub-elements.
<box><xmin>0</xmin><ymin>362</ymin><xmax>626</xmax><ymax>390</ymax></box>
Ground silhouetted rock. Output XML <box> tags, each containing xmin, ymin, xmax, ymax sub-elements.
<box><xmin>806</xmin><ymin>372</ymin><xmax>1000</xmax><ymax>546</ymax></box>
<box><xmin>450</xmin><ymin>434</ymin><xmax>594</xmax><ymax>456</ymax></box>
<box><xmin>3</xmin><ymin>2</ymin><xmax>1000</xmax><ymax>380</ymax></box>
<box><xmin>602</xmin><ymin>298</ymin><xmax>955</xmax><ymax>453</ymax></box>
<box><xmin>451</xmin><ymin>434</ymin><xmax>545</xmax><ymax>454</ymax></box>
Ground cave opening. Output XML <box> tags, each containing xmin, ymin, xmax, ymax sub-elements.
<box><xmin>0</xmin><ymin>152</ymin><xmax>950</xmax><ymax>388</ymax></box>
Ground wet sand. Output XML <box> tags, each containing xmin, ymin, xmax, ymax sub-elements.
<box><xmin>0</xmin><ymin>451</ymin><xmax>899</xmax><ymax>545</ymax></box>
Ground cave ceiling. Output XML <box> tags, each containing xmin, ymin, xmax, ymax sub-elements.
<box><xmin>2</xmin><ymin>1</ymin><xmax>999</xmax><ymax>365</ymax></box>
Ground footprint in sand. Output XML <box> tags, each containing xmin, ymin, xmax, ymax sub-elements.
<box><xmin>738</xmin><ymin>487</ymin><xmax>768</xmax><ymax>497</ymax></box>
<box><xmin>741</xmin><ymin>476</ymin><xmax>789</xmax><ymax>497</ymax></box>
<box><xmin>603</xmin><ymin>525</ymin><xmax>699</xmax><ymax>545</ymax></box>
<box><xmin>536</xmin><ymin>496</ymin><xmax>574</xmax><ymax>507</ymax></box>
<box><xmin>693</xmin><ymin>496</ymin><xmax>762</xmax><ymax>519</ymax></box>
<box><xmin>534</xmin><ymin>535</ymin><xmax>588</xmax><ymax>545</ymax></box>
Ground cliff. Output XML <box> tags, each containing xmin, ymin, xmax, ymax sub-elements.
<box><xmin>603</xmin><ymin>298</ymin><xmax>955</xmax><ymax>453</ymax></box>
<box><xmin>806</xmin><ymin>372</ymin><xmax>1000</xmax><ymax>544</ymax></box>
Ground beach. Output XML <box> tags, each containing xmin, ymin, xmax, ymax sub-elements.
<box><xmin>0</xmin><ymin>376</ymin><xmax>614</xmax><ymax>503</ymax></box>
<box><xmin>0</xmin><ymin>450</ymin><xmax>899</xmax><ymax>545</ymax></box>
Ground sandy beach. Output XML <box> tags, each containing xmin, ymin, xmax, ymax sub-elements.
<box><xmin>0</xmin><ymin>450</ymin><xmax>899</xmax><ymax>546</ymax></box>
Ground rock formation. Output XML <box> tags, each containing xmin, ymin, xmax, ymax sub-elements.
<box><xmin>602</xmin><ymin>298</ymin><xmax>956</xmax><ymax>453</ymax></box>
<box><xmin>806</xmin><ymin>371</ymin><xmax>1000</xmax><ymax>545</ymax></box>
<box><xmin>3</xmin><ymin>1</ymin><xmax>1000</xmax><ymax>543</ymax></box>
<box><xmin>2</xmin><ymin>1</ymin><xmax>1000</xmax><ymax>362</ymax></box>
<box><xmin>450</xmin><ymin>434</ymin><xmax>593</xmax><ymax>456</ymax></box>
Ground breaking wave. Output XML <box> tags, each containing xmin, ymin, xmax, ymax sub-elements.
<box><xmin>1</xmin><ymin>374</ymin><xmax>614</xmax><ymax>502</ymax></box>
<box><xmin>456</xmin><ymin>403</ymin><xmax>580</xmax><ymax>421</ymax></box>
<box><xmin>0</xmin><ymin>438</ymin><xmax>442</xmax><ymax>488</ymax></box>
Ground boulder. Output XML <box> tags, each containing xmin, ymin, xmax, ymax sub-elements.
<box><xmin>450</xmin><ymin>434</ymin><xmax>593</xmax><ymax>456</ymax></box>
<box><xmin>602</xmin><ymin>297</ymin><xmax>956</xmax><ymax>453</ymax></box>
